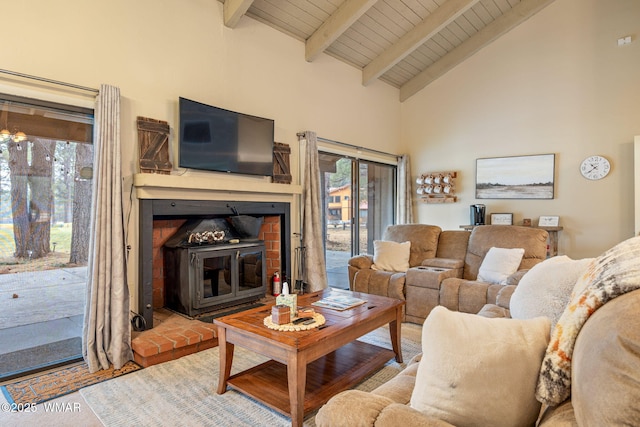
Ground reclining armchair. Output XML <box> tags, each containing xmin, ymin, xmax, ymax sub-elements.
<box><xmin>348</xmin><ymin>224</ymin><xmax>443</xmax><ymax>311</ymax></box>
<box><xmin>438</xmin><ymin>225</ymin><xmax>549</xmax><ymax>315</ymax></box>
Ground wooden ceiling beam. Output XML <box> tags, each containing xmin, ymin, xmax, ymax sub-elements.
<box><xmin>363</xmin><ymin>0</ymin><xmax>480</xmax><ymax>86</ymax></box>
<box><xmin>400</xmin><ymin>0</ymin><xmax>557</xmax><ymax>102</ymax></box>
<box><xmin>223</xmin><ymin>0</ymin><xmax>254</xmax><ymax>28</ymax></box>
<box><xmin>305</xmin><ymin>0</ymin><xmax>378</xmax><ymax>62</ymax></box>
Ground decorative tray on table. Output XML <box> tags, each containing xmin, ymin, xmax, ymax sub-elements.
<box><xmin>263</xmin><ymin>312</ymin><xmax>326</xmax><ymax>331</ymax></box>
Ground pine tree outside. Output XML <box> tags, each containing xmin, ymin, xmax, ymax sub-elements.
<box><xmin>0</xmin><ymin>97</ymin><xmax>93</xmax><ymax>273</ymax></box>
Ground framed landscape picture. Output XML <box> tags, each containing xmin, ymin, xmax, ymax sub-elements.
<box><xmin>476</xmin><ymin>154</ymin><xmax>555</xmax><ymax>199</ymax></box>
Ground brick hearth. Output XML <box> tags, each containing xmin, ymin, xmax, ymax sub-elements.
<box><xmin>132</xmin><ymin>297</ymin><xmax>278</xmax><ymax>367</ymax></box>
<box><xmin>131</xmin><ymin>309</ymin><xmax>218</xmax><ymax>367</ymax></box>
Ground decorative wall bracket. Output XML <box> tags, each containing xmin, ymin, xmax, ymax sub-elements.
<box><xmin>416</xmin><ymin>171</ymin><xmax>457</xmax><ymax>203</ymax></box>
<box><xmin>273</xmin><ymin>142</ymin><xmax>292</xmax><ymax>184</ymax></box>
<box><xmin>137</xmin><ymin>116</ymin><xmax>172</xmax><ymax>174</ymax></box>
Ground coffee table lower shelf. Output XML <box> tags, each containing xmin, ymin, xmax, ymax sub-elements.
<box><xmin>227</xmin><ymin>340</ymin><xmax>395</xmax><ymax>418</ymax></box>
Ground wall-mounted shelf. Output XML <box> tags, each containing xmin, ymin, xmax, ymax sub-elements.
<box><xmin>416</xmin><ymin>171</ymin><xmax>457</xmax><ymax>204</ymax></box>
<box><xmin>420</xmin><ymin>194</ymin><xmax>457</xmax><ymax>203</ymax></box>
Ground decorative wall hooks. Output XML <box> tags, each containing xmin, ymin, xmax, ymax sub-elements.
<box><xmin>416</xmin><ymin>171</ymin><xmax>457</xmax><ymax>203</ymax></box>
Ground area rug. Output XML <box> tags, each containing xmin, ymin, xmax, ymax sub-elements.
<box><xmin>81</xmin><ymin>323</ymin><xmax>423</xmax><ymax>427</ymax></box>
<box><xmin>1</xmin><ymin>360</ymin><xmax>141</xmax><ymax>405</ymax></box>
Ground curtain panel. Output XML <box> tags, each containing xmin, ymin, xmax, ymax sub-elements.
<box><xmin>300</xmin><ymin>131</ymin><xmax>328</xmax><ymax>292</ymax></box>
<box><xmin>83</xmin><ymin>84</ymin><xmax>133</xmax><ymax>372</ymax></box>
<box><xmin>397</xmin><ymin>154</ymin><xmax>414</xmax><ymax>224</ymax></box>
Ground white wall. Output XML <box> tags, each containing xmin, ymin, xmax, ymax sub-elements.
<box><xmin>635</xmin><ymin>136</ymin><xmax>640</xmax><ymax>236</ymax></box>
<box><xmin>402</xmin><ymin>0</ymin><xmax>640</xmax><ymax>258</ymax></box>
<box><xmin>4</xmin><ymin>0</ymin><xmax>639</xmax><ymax>297</ymax></box>
<box><xmin>2</xmin><ymin>0</ymin><xmax>401</xmax><ymax>309</ymax></box>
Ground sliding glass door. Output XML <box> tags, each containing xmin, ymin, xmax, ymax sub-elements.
<box><xmin>357</xmin><ymin>160</ymin><xmax>396</xmax><ymax>258</ymax></box>
<box><xmin>0</xmin><ymin>94</ymin><xmax>93</xmax><ymax>380</ymax></box>
<box><xmin>319</xmin><ymin>152</ymin><xmax>396</xmax><ymax>289</ymax></box>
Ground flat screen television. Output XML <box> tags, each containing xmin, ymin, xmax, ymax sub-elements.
<box><xmin>179</xmin><ymin>97</ymin><xmax>274</xmax><ymax>176</ymax></box>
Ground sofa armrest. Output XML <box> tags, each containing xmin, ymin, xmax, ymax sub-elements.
<box><xmin>349</xmin><ymin>255</ymin><xmax>374</xmax><ymax>290</ymax></box>
<box><xmin>421</xmin><ymin>257</ymin><xmax>464</xmax><ymax>270</ymax></box>
<box><xmin>506</xmin><ymin>269</ymin><xmax>529</xmax><ymax>286</ymax></box>
<box><xmin>477</xmin><ymin>303</ymin><xmax>511</xmax><ymax>318</ymax></box>
<box><xmin>351</xmin><ymin>270</ymin><xmax>406</xmax><ymax>301</ymax></box>
<box><xmin>315</xmin><ymin>390</ymin><xmax>394</xmax><ymax>427</ymax></box>
<box><xmin>375</xmin><ymin>404</ymin><xmax>456</xmax><ymax>427</ymax></box>
<box><xmin>496</xmin><ymin>284</ymin><xmax>516</xmax><ymax>309</ymax></box>
<box><xmin>440</xmin><ymin>278</ymin><xmax>506</xmax><ymax>314</ymax></box>
<box><xmin>349</xmin><ymin>254</ymin><xmax>374</xmax><ymax>270</ymax></box>
<box><xmin>315</xmin><ymin>390</ymin><xmax>454</xmax><ymax>427</ymax></box>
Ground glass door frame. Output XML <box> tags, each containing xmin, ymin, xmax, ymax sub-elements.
<box><xmin>318</xmin><ymin>142</ymin><xmax>398</xmax><ymax>288</ymax></box>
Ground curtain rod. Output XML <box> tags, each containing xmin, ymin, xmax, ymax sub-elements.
<box><xmin>297</xmin><ymin>132</ymin><xmax>400</xmax><ymax>160</ymax></box>
<box><xmin>0</xmin><ymin>69</ymin><xmax>99</xmax><ymax>94</ymax></box>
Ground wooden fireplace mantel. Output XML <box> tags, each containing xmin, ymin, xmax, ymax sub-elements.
<box><xmin>132</xmin><ymin>173</ymin><xmax>302</xmax><ymax>200</ymax></box>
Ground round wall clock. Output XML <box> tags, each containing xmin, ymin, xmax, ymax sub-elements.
<box><xmin>580</xmin><ymin>155</ymin><xmax>610</xmax><ymax>180</ymax></box>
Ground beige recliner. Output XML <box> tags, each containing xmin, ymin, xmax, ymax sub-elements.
<box><xmin>348</xmin><ymin>224</ymin><xmax>443</xmax><ymax>308</ymax></box>
<box><xmin>438</xmin><ymin>225</ymin><xmax>549</xmax><ymax>315</ymax></box>
<box><xmin>349</xmin><ymin>224</ymin><xmax>549</xmax><ymax>323</ymax></box>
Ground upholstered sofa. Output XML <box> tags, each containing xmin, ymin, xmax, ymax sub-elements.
<box><xmin>321</xmin><ymin>236</ymin><xmax>640</xmax><ymax>426</ymax></box>
<box><xmin>349</xmin><ymin>224</ymin><xmax>548</xmax><ymax>323</ymax></box>
<box><xmin>316</xmin><ymin>287</ymin><xmax>640</xmax><ymax>427</ymax></box>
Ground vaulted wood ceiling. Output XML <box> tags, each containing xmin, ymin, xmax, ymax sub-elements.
<box><xmin>222</xmin><ymin>0</ymin><xmax>556</xmax><ymax>101</ymax></box>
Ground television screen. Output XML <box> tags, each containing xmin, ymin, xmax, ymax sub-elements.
<box><xmin>179</xmin><ymin>97</ymin><xmax>274</xmax><ymax>176</ymax></box>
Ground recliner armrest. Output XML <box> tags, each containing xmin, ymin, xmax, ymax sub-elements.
<box><xmin>421</xmin><ymin>257</ymin><xmax>464</xmax><ymax>270</ymax></box>
<box><xmin>506</xmin><ymin>269</ymin><xmax>529</xmax><ymax>286</ymax></box>
<box><xmin>349</xmin><ymin>254</ymin><xmax>374</xmax><ymax>270</ymax></box>
<box><xmin>496</xmin><ymin>285</ymin><xmax>516</xmax><ymax>309</ymax></box>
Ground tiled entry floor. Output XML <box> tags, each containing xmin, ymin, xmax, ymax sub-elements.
<box><xmin>0</xmin><ymin>267</ymin><xmax>87</xmax><ymax>380</ymax></box>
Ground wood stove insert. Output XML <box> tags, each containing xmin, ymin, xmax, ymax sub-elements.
<box><xmin>138</xmin><ymin>199</ymin><xmax>291</xmax><ymax>329</ymax></box>
<box><xmin>164</xmin><ymin>241</ymin><xmax>266</xmax><ymax>317</ymax></box>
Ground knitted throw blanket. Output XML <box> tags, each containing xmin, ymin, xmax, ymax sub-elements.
<box><xmin>535</xmin><ymin>235</ymin><xmax>640</xmax><ymax>406</ymax></box>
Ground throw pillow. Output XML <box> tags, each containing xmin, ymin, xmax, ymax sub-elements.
<box><xmin>536</xmin><ymin>235</ymin><xmax>640</xmax><ymax>406</ymax></box>
<box><xmin>510</xmin><ymin>255</ymin><xmax>595</xmax><ymax>329</ymax></box>
<box><xmin>477</xmin><ymin>247</ymin><xmax>525</xmax><ymax>284</ymax></box>
<box><xmin>371</xmin><ymin>240</ymin><xmax>411</xmax><ymax>272</ymax></box>
<box><xmin>410</xmin><ymin>306</ymin><xmax>550</xmax><ymax>427</ymax></box>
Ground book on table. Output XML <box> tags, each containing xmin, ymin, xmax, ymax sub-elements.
<box><xmin>312</xmin><ymin>293</ymin><xmax>366</xmax><ymax>311</ymax></box>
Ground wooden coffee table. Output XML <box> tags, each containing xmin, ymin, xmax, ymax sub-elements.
<box><xmin>214</xmin><ymin>289</ymin><xmax>404</xmax><ymax>427</ymax></box>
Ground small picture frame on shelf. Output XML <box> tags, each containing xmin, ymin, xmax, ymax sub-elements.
<box><xmin>490</xmin><ymin>213</ymin><xmax>513</xmax><ymax>225</ymax></box>
<box><xmin>539</xmin><ymin>215</ymin><xmax>560</xmax><ymax>227</ymax></box>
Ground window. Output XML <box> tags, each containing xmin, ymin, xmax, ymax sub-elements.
<box><xmin>319</xmin><ymin>149</ymin><xmax>396</xmax><ymax>289</ymax></box>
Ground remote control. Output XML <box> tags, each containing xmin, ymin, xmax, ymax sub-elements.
<box><xmin>302</xmin><ymin>319</ymin><xmax>315</xmax><ymax>325</ymax></box>
<box><xmin>292</xmin><ymin>317</ymin><xmax>312</xmax><ymax>324</ymax></box>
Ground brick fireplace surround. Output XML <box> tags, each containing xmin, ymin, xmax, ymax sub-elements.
<box><xmin>130</xmin><ymin>173</ymin><xmax>301</xmax><ymax>366</ymax></box>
